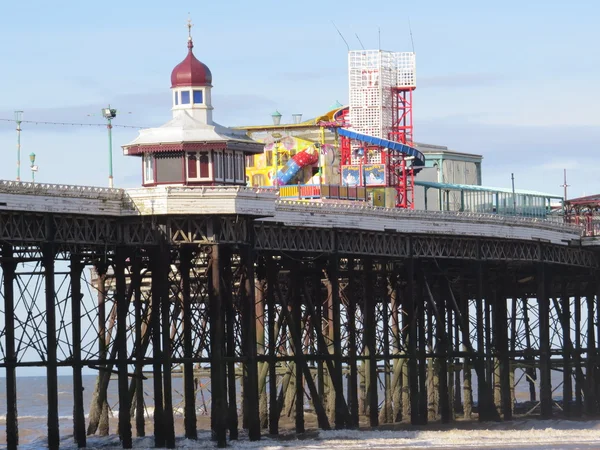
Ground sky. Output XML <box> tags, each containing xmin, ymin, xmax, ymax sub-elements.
<box><xmin>0</xmin><ymin>0</ymin><xmax>599</xmax><ymax>197</ymax></box>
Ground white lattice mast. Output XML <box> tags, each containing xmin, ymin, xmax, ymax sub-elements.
<box><xmin>345</xmin><ymin>49</ymin><xmax>417</xmax><ymax>208</ymax></box>
<box><xmin>348</xmin><ymin>50</ymin><xmax>416</xmax><ymax>144</ymax></box>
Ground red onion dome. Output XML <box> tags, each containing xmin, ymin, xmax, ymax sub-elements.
<box><xmin>170</xmin><ymin>39</ymin><xmax>212</xmax><ymax>88</ymax></box>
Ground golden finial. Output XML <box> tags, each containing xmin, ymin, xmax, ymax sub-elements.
<box><xmin>187</xmin><ymin>14</ymin><xmax>193</xmax><ymax>41</ymax></box>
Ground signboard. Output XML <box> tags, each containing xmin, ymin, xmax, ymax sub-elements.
<box><xmin>363</xmin><ymin>164</ymin><xmax>386</xmax><ymax>186</ymax></box>
<box><xmin>341</xmin><ymin>165</ymin><xmax>361</xmax><ymax>186</ymax></box>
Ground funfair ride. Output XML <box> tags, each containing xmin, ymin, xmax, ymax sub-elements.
<box><xmin>340</xmin><ymin>50</ymin><xmax>419</xmax><ymax>208</ymax></box>
<box><xmin>242</xmin><ymin>48</ymin><xmax>423</xmax><ymax>209</ymax></box>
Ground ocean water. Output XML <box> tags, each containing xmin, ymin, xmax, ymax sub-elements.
<box><xmin>0</xmin><ymin>372</ymin><xmax>595</xmax><ymax>449</ymax></box>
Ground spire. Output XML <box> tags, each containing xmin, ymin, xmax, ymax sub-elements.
<box><xmin>186</xmin><ymin>14</ymin><xmax>194</xmax><ymax>50</ymax></box>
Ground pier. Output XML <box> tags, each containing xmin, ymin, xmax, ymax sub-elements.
<box><xmin>0</xmin><ymin>181</ymin><xmax>598</xmax><ymax>449</ymax></box>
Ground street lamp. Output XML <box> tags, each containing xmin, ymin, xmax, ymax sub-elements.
<box><xmin>270</xmin><ymin>111</ymin><xmax>283</xmax><ymax>186</ymax></box>
<box><xmin>511</xmin><ymin>173</ymin><xmax>517</xmax><ymax>214</ymax></box>
<box><xmin>271</xmin><ymin>110</ymin><xmax>282</xmax><ymax>126</ymax></box>
<box><xmin>102</xmin><ymin>105</ymin><xmax>118</xmax><ymax>188</ymax></box>
<box><xmin>29</xmin><ymin>152</ymin><xmax>37</xmax><ymax>183</ymax></box>
<box><xmin>15</xmin><ymin>111</ymin><xmax>23</xmax><ymax>181</ymax></box>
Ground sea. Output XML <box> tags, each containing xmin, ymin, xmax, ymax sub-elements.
<box><xmin>0</xmin><ymin>374</ymin><xmax>600</xmax><ymax>449</ymax></box>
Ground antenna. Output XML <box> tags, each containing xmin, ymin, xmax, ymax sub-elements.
<box><xmin>331</xmin><ymin>21</ymin><xmax>350</xmax><ymax>51</ymax></box>
<box><xmin>408</xmin><ymin>17</ymin><xmax>415</xmax><ymax>53</ymax></box>
<box><xmin>355</xmin><ymin>33</ymin><xmax>365</xmax><ymax>50</ymax></box>
<box><xmin>378</xmin><ymin>27</ymin><xmax>381</xmax><ymax>50</ymax></box>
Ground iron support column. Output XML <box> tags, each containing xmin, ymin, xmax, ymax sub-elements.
<box><xmin>347</xmin><ymin>258</ymin><xmax>359</xmax><ymax>427</ymax></box>
<box><xmin>180</xmin><ymin>247</ymin><xmax>197</xmax><ymax>440</ymax></box>
<box><xmin>406</xmin><ymin>255</ymin><xmax>419</xmax><ymax>424</ymax></box>
<box><xmin>2</xmin><ymin>245</ymin><xmax>18</xmax><ymax>449</ymax></box>
<box><xmin>266</xmin><ymin>258</ymin><xmax>279</xmax><ymax>435</ymax></box>
<box><xmin>115</xmin><ymin>247</ymin><xmax>132</xmax><ymax>448</ymax></box>
<box><xmin>43</xmin><ymin>243</ymin><xmax>59</xmax><ymax>450</ymax></box>
<box><xmin>150</xmin><ymin>249</ymin><xmax>165</xmax><ymax>448</ymax></box>
<box><xmin>328</xmin><ymin>254</ymin><xmax>346</xmax><ymax>429</ymax></box>
<box><xmin>364</xmin><ymin>258</ymin><xmax>378</xmax><ymax>426</ymax></box>
<box><xmin>242</xmin><ymin>243</ymin><xmax>261</xmax><ymax>441</ymax></box>
<box><xmin>537</xmin><ymin>262</ymin><xmax>552</xmax><ymax>418</ymax></box>
<box><xmin>132</xmin><ymin>253</ymin><xmax>145</xmax><ymax>438</ymax></box>
<box><xmin>209</xmin><ymin>244</ymin><xmax>227</xmax><ymax>447</ymax></box>
<box><xmin>70</xmin><ymin>254</ymin><xmax>86</xmax><ymax>447</ymax></box>
<box><xmin>561</xmin><ymin>280</ymin><xmax>572</xmax><ymax>417</ymax></box>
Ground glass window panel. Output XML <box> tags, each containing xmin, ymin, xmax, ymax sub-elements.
<box><xmin>181</xmin><ymin>91</ymin><xmax>190</xmax><ymax>104</ymax></box>
<box><xmin>144</xmin><ymin>153</ymin><xmax>154</xmax><ymax>183</ymax></box>
<box><xmin>193</xmin><ymin>90</ymin><xmax>203</xmax><ymax>104</ymax></box>
<box><xmin>187</xmin><ymin>153</ymin><xmax>197</xmax><ymax>179</ymax></box>
<box><xmin>199</xmin><ymin>153</ymin><xmax>210</xmax><ymax>178</ymax></box>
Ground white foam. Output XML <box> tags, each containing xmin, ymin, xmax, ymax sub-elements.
<box><xmin>12</xmin><ymin>420</ymin><xmax>600</xmax><ymax>449</ymax></box>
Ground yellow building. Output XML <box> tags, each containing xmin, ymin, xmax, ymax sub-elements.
<box><xmin>238</xmin><ymin>106</ymin><xmax>345</xmax><ymax>188</ymax></box>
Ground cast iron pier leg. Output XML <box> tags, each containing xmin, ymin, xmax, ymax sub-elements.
<box><xmin>210</xmin><ymin>244</ymin><xmax>227</xmax><ymax>447</ymax></box>
<box><xmin>2</xmin><ymin>245</ymin><xmax>18</xmax><ymax>449</ymax></box>
<box><xmin>116</xmin><ymin>247</ymin><xmax>132</xmax><ymax>448</ymax></box>
<box><xmin>43</xmin><ymin>244</ymin><xmax>59</xmax><ymax>450</ymax></box>
<box><xmin>70</xmin><ymin>254</ymin><xmax>86</xmax><ymax>447</ymax></box>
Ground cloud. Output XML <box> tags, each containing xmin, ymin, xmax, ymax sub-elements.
<box><xmin>419</xmin><ymin>73</ymin><xmax>504</xmax><ymax>89</ymax></box>
<box><xmin>416</xmin><ymin>115</ymin><xmax>600</xmax><ymax>197</ymax></box>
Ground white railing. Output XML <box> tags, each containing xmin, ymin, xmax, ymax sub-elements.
<box><xmin>0</xmin><ymin>180</ymin><xmax>584</xmax><ymax>236</ymax></box>
<box><xmin>126</xmin><ymin>185</ymin><xmax>278</xmax><ymax>197</ymax></box>
<box><xmin>0</xmin><ymin>180</ymin><xmax>124</xmax><ymax>199</ymax></box>
<box><xmin>276</xmin><ymin>200</ymin><xmax>581</xmax><ymax>234</ymax></box>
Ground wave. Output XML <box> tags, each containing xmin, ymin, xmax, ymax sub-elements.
<box><xmin>0</xmin><ymin>415</ymin><xmax>78</xmax><ymax>420</ymax></box>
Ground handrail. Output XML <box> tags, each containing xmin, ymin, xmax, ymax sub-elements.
<box><xmin>275</xmin><ymin>199</ymin><xmax>581</xmax><ymax>233</ymax></box>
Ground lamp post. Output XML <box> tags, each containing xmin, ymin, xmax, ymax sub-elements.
<box><xmin>560</xmin><ymin>168</ymin><xmax>570</xmax><ymax>213</ymax></box>
<box><xmin>271</xmin><ymin>110</ymin><xmax>282</xmax><ymax>126</ymax></box>
<box><xmin>29</xmin><ymin>152</ymin><xmax>37</xmax><ymax>183</ymax></box>
<box><xmin>511</xmin><ymin>172</ymin><xmax>516</xmax><ymax>214</ymax></box>
<box><xmin>15</xmin><ymin>111</ymin><xmax>23</xmax><ymax>182</ymax></box>
<box><xmin>102</xmin><ymin>106</ymin><xmax>118</xmax><ymax>188</ymax></box>
<box><xmin>271</xmin><ymin>111</ymin><xmax>282</xmax><ymax>186</ymax></box>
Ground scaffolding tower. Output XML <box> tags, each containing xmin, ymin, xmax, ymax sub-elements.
<box><xmin>344</xmin><ymin>49</ymin><xmax>417</xmax><ymax>208</ymax></box>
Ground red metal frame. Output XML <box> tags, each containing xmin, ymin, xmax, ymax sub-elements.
<box><xmin>390</xmin><ymin>88</ymin><xmax>413</xmax><ymax>145</ymax></box>
<box><xmin>337</xmin><ymin>108</ymin><xmax>353</xmax><ymax>167</ymax></box>
<box><xmin>388</xmin><ymin>87</ymin><xmax>415</xmax><ymax>209</ymax></box>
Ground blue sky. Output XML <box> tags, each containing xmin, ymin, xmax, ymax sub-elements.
<box><xmin>0</xmin><ymin>0</ymin><xmax>599</xmax><ymax>197</ymax></box>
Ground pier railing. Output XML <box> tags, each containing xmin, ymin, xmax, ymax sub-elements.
<box><xmin>275</xmin><ymin>199</ymin><xmax>581</xmax><ymax>234</ymax></box>
<box><xmin>0</xmin><ymin>180</ymin><xmax>588</xmax><ymax>237</ymax></box>
<box><xmin>565</xmin><ymin>214</ymin><xmax>600</xmax><ymax>237</ymax></box>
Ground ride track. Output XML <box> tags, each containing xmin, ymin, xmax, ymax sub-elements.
<box><xmin>0</xmin><ymin>181</ymin><xmax>598</xmax><ymax>449</ymax></box>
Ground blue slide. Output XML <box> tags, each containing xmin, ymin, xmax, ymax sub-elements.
<box><xmin>337</xmin><ymin>128</ymin><xmax>425</xmax><ymax>168</ymax></box>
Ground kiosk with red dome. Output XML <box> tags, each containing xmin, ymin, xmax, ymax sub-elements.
<box><xmin>123</xmin><ymin>29</ymin><xmax>263</xmax><ymax>186</ymax></box>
